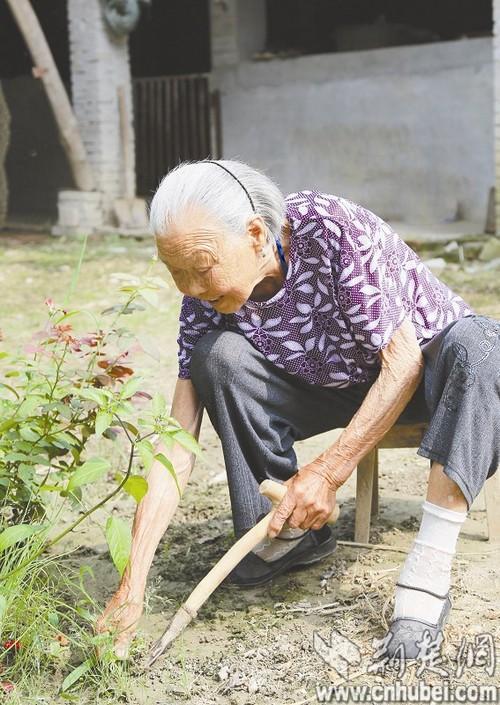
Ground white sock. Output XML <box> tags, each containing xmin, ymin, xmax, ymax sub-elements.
<box><xmin>392</xmin><ymin>500</ymin><xmax>467</xmax><ymax>623</ymax></box>
<box><xmin>252</xmin><ymin>526</ymin><xmax>306</xmax><ymax>562</ymax></box>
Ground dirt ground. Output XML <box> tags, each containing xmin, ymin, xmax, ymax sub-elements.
<box><xmin>1</xmin><ymin>231</ymin><xmax>499</xmax><ymax>704</ymax></box>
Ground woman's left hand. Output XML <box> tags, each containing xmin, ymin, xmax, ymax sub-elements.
<box><xmin>267</xmin><ymin>461</ymin><xmax>337</xmax><ymax>538</ymax></box>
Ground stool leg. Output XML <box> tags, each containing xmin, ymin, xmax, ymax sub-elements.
<box><xmin>484</xmin><ymin>468</ymin><xmax>500</xmax><ymax>542</ymax></box>
<box><xmin>371</xmin><ymin>450</ymin><xmax>379</xmax><ymax>517</ymax></box>
<box><xmin>355</xmin><ymin>448</ymin><xmax>377</xmax><ymax>543</ymax></box>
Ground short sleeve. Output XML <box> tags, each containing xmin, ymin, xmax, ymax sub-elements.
<box><xmin>177</xmin><ymin>296</ymin><xmax>223</xmax><ymax>379</ymax></box>
<box><xmin>332</xmin><ymin>218</ymin><xmax>407</xmax><ymax>355</ymax></box>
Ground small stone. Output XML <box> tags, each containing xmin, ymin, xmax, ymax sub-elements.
<box><xmin>247</xmin><ymin>676</ymin><xmax>260</xmax><ymax>694</ymax></box>
<box><xmin>479</xmin><ymin>237</ymin><xmax>500</xmax><ymax>262</ymax></box>
<box><xmin>218</xmin><ymin>664</ymin><xmax>230</xmax><ymax>681</ymax></box>
<box><xmin>423</xmin><ymin>257</ymin><xmax>447</xmax><ymax>274</ymax></box>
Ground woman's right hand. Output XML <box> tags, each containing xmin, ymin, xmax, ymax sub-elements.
<box><xmin>95</xmin><ymin>585</ymin><xmax>144</xmax><ymax>660</ymax></box>
<box><xmin>94</xmin><ymin>379</ymin><xmax>203</xmax><ymax>660</ymax></box>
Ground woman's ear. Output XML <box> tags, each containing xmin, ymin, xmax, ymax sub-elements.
<box><xmin>246</xmin><ymin>215</ymin><xmax>268</xmax><ymax>253</ymax></box>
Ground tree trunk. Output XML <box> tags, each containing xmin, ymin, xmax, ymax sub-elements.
<box><xmin>6</xmin><ymin>0</ymin><xmax>95</xmax><ymax>192</ymax></box>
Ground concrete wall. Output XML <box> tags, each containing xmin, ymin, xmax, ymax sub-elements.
<box><xmin>215</xmin><ymin>38</ymin><xmax>494</xmax><ymax>225</ymax></box>
<box><xmin>67</xmin><ymin>0</ymin><xmax>135</xmax><ymax>219</ymax></box>
<box><xmin>211</xmin><ymin>0</ymin><xmax>266</xmax><ymax>68</ymax></box>
<box><xmin>494</xmin><ymin>0</ymin><xmax>500</xmax><ymax>233</ymax></box>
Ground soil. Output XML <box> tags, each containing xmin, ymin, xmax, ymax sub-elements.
<box><xmin>1</xmin><ymin>231</ymin><xmax>499</xmax><ymax>704</ymax></box>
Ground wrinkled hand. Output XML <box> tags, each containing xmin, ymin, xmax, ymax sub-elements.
<box><xmin>268</xmin><ymin>461</ymin><xmax>337</xmax><ymax>538</ymax></box>
<box><xmin>95</xmin><ymin>586</ymin><xmax>144</xmax><ymax>660</ymax></box>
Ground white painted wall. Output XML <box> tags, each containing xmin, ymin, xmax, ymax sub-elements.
<box><xmin>215</xmin><ymin>38</ymin><xmax>494</xmax><ymax>225</ymax></box>
<box><xmin>67</xmin><ymin>0</ymin><xmax>135</xmax><ymax>219</ymax></box>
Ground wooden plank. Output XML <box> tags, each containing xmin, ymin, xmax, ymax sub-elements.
<box><xmin>198</xmin><ymin>76</ymin><xmax>208</xmax><ymax>155</ymax></box>
<box><xmin>154</xmin><ymin>78</ymin><xmax>163</xmax><ymax>186</ymax></box>
<box><xmin>211</xmin><ymin>88</ymin><xmax>223</xmax><ymax>158</ymax></box>
<box><xmin>371</xmin><ymin>450</ymin><xmax>379</xmax><ymax>517</ymax></box>
<box><xmin>146</xmin><ymin>80</ymin><xmax>154</xmax><ymax>194</ymax></box>
<box><xmin>171</xmin><ymin>77</ymin><xmax>180</xmax><ymax>167</ymax></box>
<box><xmin>484</xmin><ymin>469</ymin><xmax>500</xmax><ymax>542</ymax></box>
<box><xmin>355</xmin><ymin>448</ymin><xmax>377</xmax><ymax>543</ymax></box>
<box><xmin>164</xmin><ymin>77</ymin><xmax>172</xmax><ymax>172</ymax></box>
<box><xmin>379</xmin><ymin>423</ymin><xmax>428</xmax><ymax>448</ymax></box>
<box><xmin>132</xmin><ymin>80</ymin><xmax>141</xmax><ymax>195</ymax></box>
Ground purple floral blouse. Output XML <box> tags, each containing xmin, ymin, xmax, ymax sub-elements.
<box><xmin>176</xmin><ymin>191</ymin><xmax>473</xmax><ymax>387</ymax></box>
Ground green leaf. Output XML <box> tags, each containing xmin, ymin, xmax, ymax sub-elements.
<box><xmin>0</xmin><ymin>594</ymin><xmax>7</xmax><ymax>623</ymax></box>
<box><xmin>136</xmin><ymin>440</ymin><xmax>154</xmax><ymax>471</ymax></box>
<box><xmin>64</xmin><ymin>485</ymin><xmax>83</xmax><ymax>508</ymax></box>
<box><xmin>115</xmin><ymin>400</ymin><xmax>134</xmax><ymax>416</ymax></box>
<box><xmin>54</xmin><ymin>310</ymin><xmax>80</xmax><ymax>324</ymax></box>
<box><xmin>123</xmin><ymin>475</ymin><xmax>148</xmax><ymax>503</ymax></box>
<box><xmin>19</xmin><ymin>427</ymin><xmax>40</xmax><ymax>443</ymax></box>
<box><xmin>105</xmin><ymin>516</ymin><xmax>131</xmax><ymax>577</ymax></box>
<box><xmin>60</xmin><ymin>658</ymin><xmax>93</xmax><ymax>692</ymax></box>
<box><xmin>152</xmin><ymin>393</ymin><xmax>166</xmax><ymax>416</ymax></box>
<box><xmin>39</xmin><ymin>484</ymin><xmax>64</xmax><ymax>493</ymax></box>
<box><xmin>154</xmin><ymin>452</ymin><xmax>181</xmax><ymax>497</ymax></box>
<box><xmin>159</xmin><ymin>433</ymin><xmax>174</xmax><ymax>451</ymax></box>
<box><xmin>95</xmin><ymin>411</ymin><xmax>113</xmax><ymax>437</ymax></box>
<box><xmin>102</xmin><ymin>302</ymin><xmax>145</xmax><ymax>315</ymax></box>
<box><xmin>48</xmin><ymin>611</ymin><xmax>60</xmax><ymax>627</ymax></box>
<box><xmin>78</xmin><ymin>388</ymin><xmax>108</xmax><ymax>406</ymax></box>
<box><xmin>67</xmin><ymin>458</ymin><xmax>110</xmax><ymax>492</ymax></box>
<box><xmin>122</xmin><ymin>421</ymin><xmax>139</xmax><ymax>438</ymax></box>
<box><xmin>0</xmin><ymin>523</ymin><xmax>45</xmax><ymax>553</ymax></box>
<box><xmin>0</xmin><ymin>381</ymin><xmax>19</xmax><ymax>398</ymax></box>
<box><xmin>172</xmin><ymin>429</ymin><xmax>202</xmax><ymax>457</ymax></box>
<box><xmin>139</xmin><ymin>288</ymin><xmax>159</xmax><ymax>308</ymax></box>
<box><xmin>18</xmin><ymin>395</ymin><xmax>42</xmax><ymax>417</ymax></box>
<box><xmin>0</xmin><ymin>419</ymin><xmax>17</xmax><ymax>434</ymax></box>
<box><xmin>119</xmin><ymin>376</ymin><xmax>144</xmax><ymax>400</ymax></box>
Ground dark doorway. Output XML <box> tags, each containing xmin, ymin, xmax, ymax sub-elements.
<box><xmin>265</xmin><ymin>0</ymin><xmax>493</xmax><ymax>56</ymax></box>
<box><xmin>130</xmin><ymin>0</ymin><xmax>218</xmax><ymax>198</ymax></box>
<box><xmin>0</xmin><ymin>0</ymin><xmax>73</xmax><ymax>223</ymax></box>
<box><xmin>130</xmin><ymin>0</ymin><xmax>211</xmax><ymax>77</ymax></box>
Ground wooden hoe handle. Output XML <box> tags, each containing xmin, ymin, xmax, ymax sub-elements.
<box><xmin>145</xmin><ymin>480</ymin><xmax>340</xmax><ymax>667</ymax></box>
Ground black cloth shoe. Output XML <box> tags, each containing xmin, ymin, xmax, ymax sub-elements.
<box><xmin>226</xmin><ymin>525</ymin><xmax>337</xmax><ymax>588</ymax></box>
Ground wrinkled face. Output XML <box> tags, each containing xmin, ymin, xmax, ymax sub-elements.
<box><xmin>156</xmin><ymin>206</ymin><xmax>269</xmax><ymax>314</ymax></box>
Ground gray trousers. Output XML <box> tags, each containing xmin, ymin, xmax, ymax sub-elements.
<box><xmin>190</xmin><ymin>314</ymin><xmax>500</xmax><ymax>537</ymax></box>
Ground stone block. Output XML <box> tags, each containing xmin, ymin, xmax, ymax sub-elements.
<box><xmin>52</xmin><ymin>190</ymin><xmax>104</xmax><ymax>235</ymax></box>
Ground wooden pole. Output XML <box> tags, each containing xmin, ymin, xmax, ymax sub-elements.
<box><xmin>6</xmin><ymin>0</ymin><xmax>95</xmax><ymax>192</ymax></box>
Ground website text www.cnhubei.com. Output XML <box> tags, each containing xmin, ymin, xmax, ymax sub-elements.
<box><xmin>315</xmin><ymin>681</ymin><xmax>498</xmax><ymax>703</ymax></box>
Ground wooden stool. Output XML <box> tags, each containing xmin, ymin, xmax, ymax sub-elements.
<box><xmin>355</xmin><ymin>423</ymin><xmax>500</xmax><ymax>543</ymax></box>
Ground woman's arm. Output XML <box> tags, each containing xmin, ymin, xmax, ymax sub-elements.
<box><xmin>269</xmin><ymin>316</ymin><xmax>425</xmax><ymax>536</ymax></box>
<box><xmin>96</xmin><ymin>377</ymin><xmax>203</xmax><ymax>657</ymax></box>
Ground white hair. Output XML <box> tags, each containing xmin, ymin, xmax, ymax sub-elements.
<box><xmin>149</xmin><ymin>159</ymin><xmax>286</xmax><ymax>244</ymax></box>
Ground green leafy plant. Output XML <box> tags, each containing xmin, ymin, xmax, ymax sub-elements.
<box><xmin>0</xmin><ymin>261</ymin><xmax>201</xmax><ymax>695</ymax></box>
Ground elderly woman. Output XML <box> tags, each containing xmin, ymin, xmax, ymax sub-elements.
<box><xmin>98</xmin><ymin>159</ymin><xmax>500</xmax><ymax>661</ymax></box>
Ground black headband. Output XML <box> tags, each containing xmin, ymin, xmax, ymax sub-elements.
<box><xmin>204</xmin><ymin>160</ymin><xmax>256</xmax><ymax>213</ymax></box>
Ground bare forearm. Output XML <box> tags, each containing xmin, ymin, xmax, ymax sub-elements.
<box><xmin>315</xmin><ymin>319</ymin><xmax>425</xmax><ymax>489</ymax></box>
<box><xmin>120</xmin><ymin>379</ymin><xmax>203</xmax><ymax>594</ymax></box>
